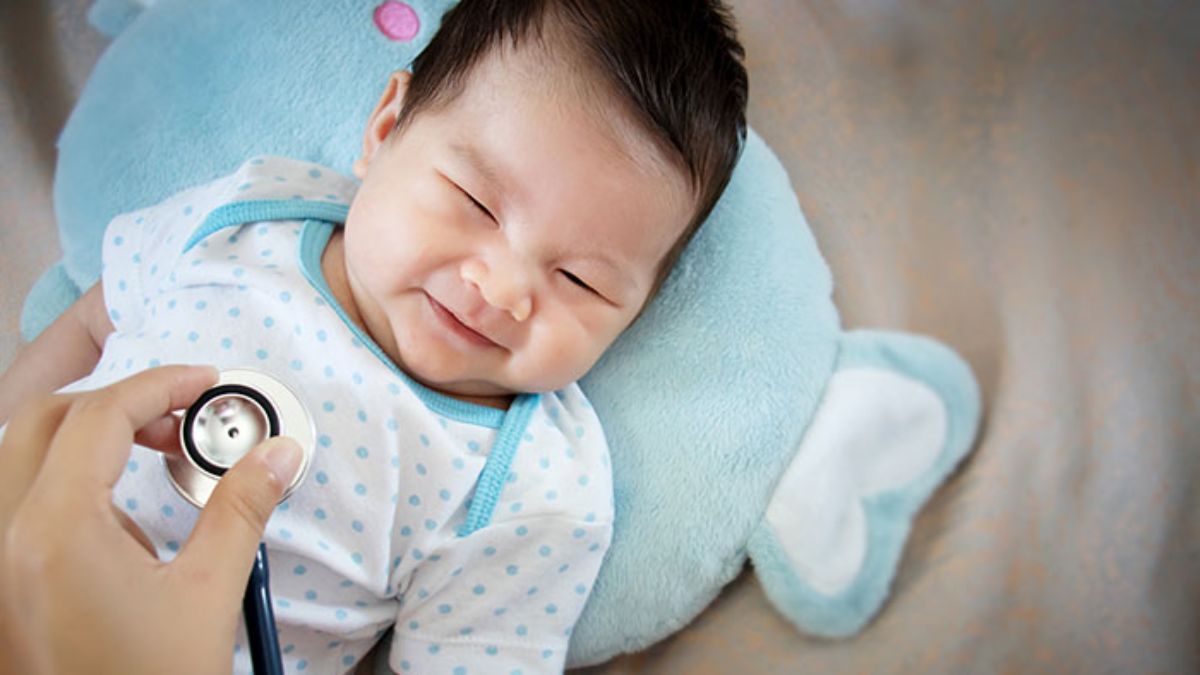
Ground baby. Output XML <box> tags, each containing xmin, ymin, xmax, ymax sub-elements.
<box><xmin>0</xmin><ymin>0</ymin><xmax>747</xmax><ymax>672</ymax></box>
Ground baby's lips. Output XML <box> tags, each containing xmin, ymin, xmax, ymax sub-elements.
<box><xmin>373</xmin><ymin>1</ymin><xmax>421</xmax><ymax>42</ymax></box>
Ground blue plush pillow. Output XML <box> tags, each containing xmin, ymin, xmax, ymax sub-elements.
<box><xmin>36</xmin><ymin>0</ymin><xmax>981</xmax><ymax>667</ymax></box>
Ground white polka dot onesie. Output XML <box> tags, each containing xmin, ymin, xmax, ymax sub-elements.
<box><xmin>62</xmin><ymin>157</ymin><xmax>616</xmax><ymax>674</ymax></box>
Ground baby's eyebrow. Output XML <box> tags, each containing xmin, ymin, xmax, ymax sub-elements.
<box><xmin>449</xmin><ymin>141</ymin><xmax>506</xmax><ymax>193</ymax></box>
<box><xmin>580</xmin><ymin>254</ymin><xmax>637</xmax><ymax>295</ymax></box>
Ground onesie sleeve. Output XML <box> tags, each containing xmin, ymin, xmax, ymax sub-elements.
<box><xmin>99</xmin><ymin>195</ymin><xmax>205</xmax><ymax>334</ymax></box>
<box><xmin>388</xmin><ymin>515</ymin><xmax>613</xmax><ymax>674</ymax></box>
<box><xmin>99</xmin><ymin>159</ymin><xmax>273</xmax><ymax>334</ymax></box>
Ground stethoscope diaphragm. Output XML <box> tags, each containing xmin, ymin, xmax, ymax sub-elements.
<box><xmin>165</xmin><ymin>368</ymin><xmax>314</xmax><ymax>508</ymax></box>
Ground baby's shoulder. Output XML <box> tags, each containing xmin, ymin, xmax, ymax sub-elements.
<box><xmin>105</xmin><ymin>156</ymin><xmax>355</xmax><ymax>261</ymax></box>
<box><xmin>500</xmin><ymin>385</ymin><xmax>614</xmax><ymax>523</ymax></box>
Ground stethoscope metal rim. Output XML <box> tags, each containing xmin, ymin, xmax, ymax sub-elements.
<box><xmin>164</xmin><ymin>368</ymin><xmax>315</xmax><ymax>508</ymax></box>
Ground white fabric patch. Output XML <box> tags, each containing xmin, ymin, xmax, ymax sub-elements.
<box><xmin>763</xmin><ymin>367</ymin><xmax>947</xmax><ymax>595</ymax></box>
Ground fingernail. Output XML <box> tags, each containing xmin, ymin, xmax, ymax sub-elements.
<box><xmin>263</xmin><ymin>437</ymin><xmax>303</xmax><ymax>487</ymax></box>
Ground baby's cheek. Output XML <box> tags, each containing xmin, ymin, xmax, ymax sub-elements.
<box><xmin>520</xmin><ymin>318</ymin><xmax>606</xmax><ymax>390</ymax></box>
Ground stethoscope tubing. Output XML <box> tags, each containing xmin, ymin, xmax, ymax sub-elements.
<box><xmin>244</xmin><ymin>542</ymin><xmax>284</xmax><ymax>675</ymax></box>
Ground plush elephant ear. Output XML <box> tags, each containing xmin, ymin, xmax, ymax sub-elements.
<box><xmin>746</xmin><ymin>330</ymin><xmax>982</xmax><ymax>638</ymax></box>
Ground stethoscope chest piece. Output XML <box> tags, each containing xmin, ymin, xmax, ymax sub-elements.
<box><xmin>166</xmin><ymin>368</ymin><xmax>314</xmax><ymax>508</ymax></box>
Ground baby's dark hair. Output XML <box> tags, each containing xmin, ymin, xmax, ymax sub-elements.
<box><xmin>396</xmin><ymin>0</ymin><xmax>748</xmax><ymax>299</ymax></box>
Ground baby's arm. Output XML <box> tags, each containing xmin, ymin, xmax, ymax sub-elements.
<box><xmin>0</xmin><ymin>283</ymin><xmax>114</xmax><ymax>424</ymax></box>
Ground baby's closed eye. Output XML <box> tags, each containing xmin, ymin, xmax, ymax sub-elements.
<box><xmin>560</xmin><ymin>270</ymin><xmax>603</xmax><ymax>298</ymax></box>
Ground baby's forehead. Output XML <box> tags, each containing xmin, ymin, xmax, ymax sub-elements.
<box><xmin>468</xmin><ymin>29</ymin><xmax>693</xmax><ymax>187</ymax></box>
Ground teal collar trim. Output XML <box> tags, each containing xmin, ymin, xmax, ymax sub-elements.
<box><xmin>298</xmin><ymin>219</ymin><xmax>539</xmax><ymax>430</ymax></box>
<box><xmin>456</xmin><ymin>393</ymin><xmax>540</xmax><ymax>537</ymax></box>
<box><xmin>183</xmin><ymin>199</ymin><xmax>351</xmax><ymax>253</ymax></box>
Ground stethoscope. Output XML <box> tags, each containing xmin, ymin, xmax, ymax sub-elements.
<box><xmin>164</xmin><ymin>369</ymin><xmax>315</xmax><ymax>675</ymax></box>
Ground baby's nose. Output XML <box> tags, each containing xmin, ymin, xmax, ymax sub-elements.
<box><xmin>460</xmin><ymin>259</ymin><xmax>532</xmax><ymax>322</ymax></box>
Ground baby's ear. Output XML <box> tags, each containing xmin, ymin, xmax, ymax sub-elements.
<box><xmin>355</xmin><ymin>70</ymin><xmax>412</xmax><ymax>178</ymax></box>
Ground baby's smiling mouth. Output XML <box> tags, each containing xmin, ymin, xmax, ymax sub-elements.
<box><xmin>426</xmin><ymin>293</ymin><xmax>502</xmax><ymax>348</ymax></box>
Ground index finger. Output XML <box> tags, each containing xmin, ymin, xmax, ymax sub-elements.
<box><xmin>39</xmin><ymin>365</ymin><xmax>219</xmax><ymax>497</ymax></box>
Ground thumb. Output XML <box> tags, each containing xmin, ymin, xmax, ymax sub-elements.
<box><xmin>176</xmin><ymin>436</ymin><xmax>303</xmax><ymax>597</ymax></box>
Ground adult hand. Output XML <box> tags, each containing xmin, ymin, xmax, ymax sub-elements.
<box><xmin>0</xmin><ymin>365</ymin><xmax>303</xmax><ymax>675</ymax></box>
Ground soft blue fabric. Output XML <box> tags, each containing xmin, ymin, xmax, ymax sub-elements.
<box><xmin>36</xmin><ymin>1</ymin><xmax>982</xmax><ymax>667</ymax></box>
<box><xmin>571</xmin><ymin>130</ymin><xmax>840</xmax><ymax>663</ymax></box>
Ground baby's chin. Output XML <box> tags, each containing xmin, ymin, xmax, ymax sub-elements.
<box><xmin>399</xmin><ymin>363</ymin><xmax>521</xmax><ymax>402</ymax></box>
<box><xmin>407</xmin><ymin>367</ymin><xmax>577</xmax><ymax>408</ymax></box>
<box><xmin>388</xmin><ymin>330</ymin><xmax>588</xmax><ymax>400</ymax></box>
<box><xmin>412</xmin><ymin>376</ymin><xmax>522</xmax><ymax>410</ymax></box>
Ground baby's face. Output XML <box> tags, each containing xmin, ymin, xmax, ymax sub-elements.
<box><xmin>341</xmin><ymin>46</ymin><xmax>694</xmax><ymax>405</ymax></box>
